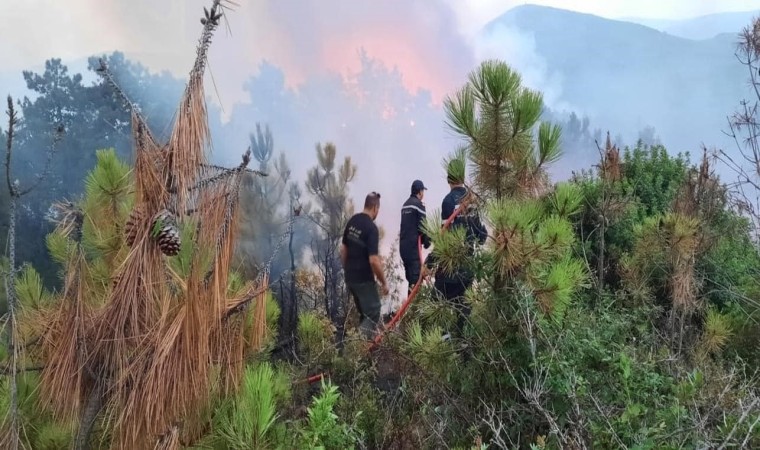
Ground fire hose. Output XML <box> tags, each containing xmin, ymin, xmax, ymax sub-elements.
<box><xmin>369</xmin><ymin>204</ymin><xmax>464</xmax><ymax>348</ymax></box>
<box><xmin>302</xmin><ymin>201</ymin><xmax>468</xmax><ymax>385</ymax></box>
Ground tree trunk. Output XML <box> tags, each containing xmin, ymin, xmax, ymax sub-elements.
<box><xmin>597</xmin><ymin>214</ymin><xmax>606</xmax><ymax>301</ymax></box>
<box><xmin>326</xmin><ymin>247</ymin><xmax>345</xmax><ymax>341</ymax></box>
<box><xmin>493</xmin><ymin>271</ymin><xmax>507</xmax><ymax>298</ymax></box>
<box><xmin>5</xmin><ymin>195</ymin><xmax>19</xmax><ymax>450</ymax></box>
<box><xmin>74</xmin><ymin>384</ymin><xmax>105</xmax><ymax>450</ymax></box>
<box><xmin>323</xmin><ymin>252</ymin><xmax>330</xmax><ymax>317</ymax></box>
<box><xmin>288</xmin><ymin>221</ymin><xmax>298</xmax><ymax>353</ymax></box>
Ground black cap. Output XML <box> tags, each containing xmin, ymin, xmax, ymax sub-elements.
<box><xmin>411</xmin><ymin>179</ymin><xmax>427</xmax><ymax>195</ymax></box>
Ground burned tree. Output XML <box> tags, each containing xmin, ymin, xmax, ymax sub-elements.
<box><xmin>305</xmin><ymin>142</ymin><xmax>356</xmax><ymax>333</ymax></box>
<box><xmin>280</xmin><ymin>183</ymin><xmax>304</xmax><ymax>355</ymax></box>
<box><xmin>233</xmin><ymin>122</ymin><xmax>307</xmax><ymax>357</ymax></box>
<box><xmin>14</xmin><ymin>1</ymin><xmax>276</xmax><ymax>448</ymax></box>
<box><xmin>237</xmin><ymin>123</ymin><xmax>293</xmax><ymax>277</ymax></box>
<box><xmin>1</xmin><ymin>96</ymin><xmax>63</xmax><ymax>449</ymax></box>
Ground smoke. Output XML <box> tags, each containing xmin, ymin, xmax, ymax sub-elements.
<box><xmin>2</xmin><ymin>0</ymin><xmax>586</xmax><ymax>299</ymax></box>
<box><xmin>7</xmin><ymin>0</ymin><xmax>760</xmax><ymax>310</ymax></box>
<box><xmin>242</xmin><ymin>0</ymin><xmax>474</xmax><ymax>101</ymax></box>
<box><xmin>198</xmin><ymin>1</ymin><xmax>574</xmax><ymax>294</ymax></box>
<box><xmin>1</xmin><ymin>0</ymin><xmax>569</xmax><ymax>140</ymax></box>
<box><xmin>99</xmin><ymin>0</ymin><xmax>482</xmax><ymax>114</ymax></box>
<box><xmin>474</xmin><ymin>23</ymin><xmax>577</xmax><ymax>114</ymax></box>
<box><xmin>84</xmin><ymin>0</ymin><xmax>563</xmax><ymax>124</ymax></box>
<box><xmin>217</xmin><ymin>57</ymin><xmax>454</xmax><ymax>253</ymax></box>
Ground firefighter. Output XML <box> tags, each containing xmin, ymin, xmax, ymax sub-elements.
<box><xmin>341</xmin><ymin>192</ymin><xmax>389</xmax><ymax>339</ymax></box>
<box><xmin>425</xmin><ymin>160</ymin><xmax>487</xmax><ymax>341</ymax></box>
<box><xmin>399</xmin><ymin>180</ymin><xmax>431</xmax><ymax>295</ymax></box>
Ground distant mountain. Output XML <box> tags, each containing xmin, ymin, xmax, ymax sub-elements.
<box><xmin>625</xmin><ymin>10</ymin><xmax>760</xmax><ymax>40</ymax></box>
<box><xmin>481</xmin><ymin>4</ymin><xmax>753</xmax><ymax>158</ymax></box>
<box><xmin>622</xmin><ymin>17</ymin><xmax>676</xmax><ymax>32</ymax></box>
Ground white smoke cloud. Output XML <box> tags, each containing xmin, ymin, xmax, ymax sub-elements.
<box><xmin>473</xmin><ymin>22</ymin><xmax>580</xmax><ymax>114</ymax></box>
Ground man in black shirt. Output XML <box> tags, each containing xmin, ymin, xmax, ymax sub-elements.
<box><xmin>341</xmin><ymin>192</ymin><xmax>389</xmax><ymax>339</ymax></box>
<box><xmin>399</xmin><ymin>179</ymin><xmax>431</xmax><ymax>294</ymax></box>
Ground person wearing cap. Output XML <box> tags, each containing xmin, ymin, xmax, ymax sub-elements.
<box><xmin>341</xmin><ymin>192</ymin><xmax>389</xmax><ymax>339</ymax></box>
<box><xmin>425</xmin><ymin>158</ymin><xmax>487</xmax><ymax>341</ymax></box>
<box><xmin>399</xmin><ymin>180</ymin><xmax>431</xmax><ymax>294</ymax></box>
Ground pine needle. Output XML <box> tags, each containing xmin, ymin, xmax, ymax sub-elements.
<box><xmin>38</xmin><ymin>248</ymin><xmax>90</xmax><ymax>422</ymax></box>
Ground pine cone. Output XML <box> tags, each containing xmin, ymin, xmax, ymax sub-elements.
<box><xmin>124</xmin><ymin>205</ymin><xmax>146</xmax><ymax>247</ymax></box>
<box><xmin>156</xmin><ymin>225</ymin><xmax>181</xmax><ymax>256</ymax></box>
<box><xmin>151</xmin><ymin>209</ymin><xmax>181</xmax><ymax>256</ymax></box>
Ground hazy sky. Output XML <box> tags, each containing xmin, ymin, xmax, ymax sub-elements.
<box><xmin>3</xmin><ymin>0</ymin><xmax>758</xmax><ymax>298</ymax></box>
<box><xmin>3</xmin><ymin>0</ymin><xmax>759</xmax><ymax>105</ymax></box>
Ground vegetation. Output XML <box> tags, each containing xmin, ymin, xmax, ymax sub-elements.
<box><xmin>2</xmin><ymin>2</ymin><xmax>760</xmax><ymax>449</ymax></box>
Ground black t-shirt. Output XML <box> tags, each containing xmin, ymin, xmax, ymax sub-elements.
<box><xmin>342</xmin><ymin>212</ymin><xmax>379</xmax><ymax>284</ymax></box>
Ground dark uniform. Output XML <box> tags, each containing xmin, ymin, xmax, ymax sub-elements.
<box><xmin>399</xmin><ymin>181</ymin><xmax>431</xmax><ymax>293</ymax></box>
<box><xmin>343</xmin><ymin>212</ymin><xmax>382</xmax><ymax>338</ymax></box>
<box><xmin>426</xmin><ymin>185</ymin><xmax>487</xmax><ymax>337</ymax></box>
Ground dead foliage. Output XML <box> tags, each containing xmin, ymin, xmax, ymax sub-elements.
<box><xmin>599</xmin><ymin>133</ymin><xmax>621</xmax><ymax>184</ymax></box>
<box><xmin>33</xmin><ymin>1</ymin><xmax>270</xmax><ymax>448</ymax></box>
<box><xmin>672</xmin><ymin>148</ymin><xmax>727</xmax><ymax>253</ymax></box>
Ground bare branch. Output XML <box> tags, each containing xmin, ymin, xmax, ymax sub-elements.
<box><xmin>5</xmin><ymin>96</ymin><xmax>17</xmax><ymax>197</ymax></box>
<box><xmin>717</xmin><ymin>398</ymin><xmax>759</xmax><ymax>450</ymax></box>
<box><xmin>18</xmin><ymin>124</ymin><xmax>65</xmax><ymax>197</ymax></box>
<box><xmin>716</xmin><ymin>19</ymin><xmax>760</xmax><ymax>239</ymax></box>
<box><xmin>224</xmin><ymin>210</ymin><xmax>297</xmax><ymax>319</ymax></box>
<box><xmin>95</xmin><ymin>58</ymin><xmax>144</xmax><ymax>118</ymax></box>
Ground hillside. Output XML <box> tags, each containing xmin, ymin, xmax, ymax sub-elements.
<box><xmin>482</xmin><ymin>5</ymin><xmax>750</xmax><ymax>157</ymax></box>
<box><xmin>626</xmin><ymin>10</ymin><xmax>760</xmax><ymax>40</ymax></box>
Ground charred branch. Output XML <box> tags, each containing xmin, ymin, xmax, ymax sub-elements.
<box><xmin>716</xmin><ymin>18</ymin><xmax>760</xmax><ymax>239</ymax></box>
<box><xmin>94</xmin><ymin>59</ymin><xmax>159</xmax><ymax>148</ymax></box>
<box><xmin>200</xmin><ymin>148</ymin><xmax>253</xmax><ymax>285</ymax></box>
<box><xmin>223</xmin><ymin>283</ymin><xmax>272</xmax><ymax>320</ymax></box>
<box><xmin>187</xmin><ymin>0</ymin><xmax>236</xmax><ymax>88</ymax></box>
<box><xmin>223</xmin><ymin>212</ymin><xmax>297</xmax><ymax>319</ymax></box>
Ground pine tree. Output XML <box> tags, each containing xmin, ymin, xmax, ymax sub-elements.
<box><xmin>420</xmin><ymin>60</ymin><xmax>587</xmax><ymax>336</ymax></box>
<box><xmin>443</xmin><ymin>60</ymin><xmax>562</xmax><ymax>200</ymax></box>
<box><xmin>1</xmin><ymin>3</ymin><xmax>279</xmax><ymax>448</ymax></box>
<box><xmin>237</xmin><ymin>123</ymin><xmax>294</xmax><ymax>278</ymax></box>
<box><xmin>423</xmin><ymin>148</ymin><xmax>585</xmax><ymax>322</ymax></box>
<box><xmin>572</xmin><ymin>133</ymin><xmax>631</xmax><ymax>297</ymax></box>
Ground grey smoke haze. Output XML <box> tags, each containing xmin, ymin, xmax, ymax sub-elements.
<box><xmin>199</xmin><ymin>2</ymin><xmax>588</xmax><ymax>259</ymax></box>
<box><xmin>200</xmin><ymin>0</ymin><xmax>500</xmax><ymax>257</ymax></box>
<box><xmin>214</xmin><ymin>57</ymin><xmax>460</xmax><ymax>255</ymax></box>
<box><xmin>4</xmin><ymin>1</ymin><xmax>760</xmax><ymax>262</ymax></box>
